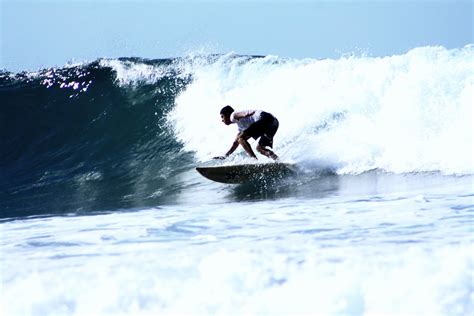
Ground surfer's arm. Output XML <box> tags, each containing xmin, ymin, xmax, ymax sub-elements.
<box><xmin>213</xmin><ymin>140</ymin><xmax>239</xmax><ymax>160</ymax></box>
<box><xmin>225</xmin><ymin>140</ymin><xmax>239</xmax><ymax>157</ymax></box>
<box><xmin>232</xmin><ymin>110</ymin><xmax>255</xmax><ymax>120</ymax></box>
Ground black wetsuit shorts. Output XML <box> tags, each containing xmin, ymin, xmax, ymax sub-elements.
<box><xmin>242</xmin><ymin>111</ymin><xmax>279</xmax><ymax>148</ymax></box>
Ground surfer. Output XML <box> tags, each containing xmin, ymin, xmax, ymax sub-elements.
<box><xmin>215</xmin><ymin>105</ymin><xmax>279</xmax><ymax>160</ymax></box>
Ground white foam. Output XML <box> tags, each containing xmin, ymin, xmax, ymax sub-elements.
<box><xmin>169</xmin><ymin>46</ymin><xmax>474</xmax><ymax>174</ymax></box>
<box><xmin>1</xmin><ymin>203</ymin><xmax>472</xmax><ymax>316</ymax></box>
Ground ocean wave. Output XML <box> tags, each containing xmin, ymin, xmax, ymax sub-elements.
<box><xmin>1</xmin><ymin>46</ymin><xmax>472</xmax><ymax>217</ymax></box>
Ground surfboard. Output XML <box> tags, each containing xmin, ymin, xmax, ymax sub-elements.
<box><xmin>196</xmin><ymin>162</ymin><xmax>296</xmax><ymax>184</ymax></box>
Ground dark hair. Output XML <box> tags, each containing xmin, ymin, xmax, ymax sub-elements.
<box><xmin>220</xmin><ymin>105</ymin><xmax>234</xmax><ymax>116</ymax></box>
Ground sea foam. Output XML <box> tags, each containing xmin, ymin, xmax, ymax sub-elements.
<box><xmin>170</xmin><ymin>46</ymin><xmax>473</xmax><ymax>175</ymax></box>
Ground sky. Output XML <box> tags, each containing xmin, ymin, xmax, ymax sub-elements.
<box><xmin>1</xmin><ymin>0</ymin><xmax>472</xmax><ymax>72</ymax></box>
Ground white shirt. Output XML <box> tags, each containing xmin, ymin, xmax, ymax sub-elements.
<box><xmin>230</xmin><ymin>110</ymin><xmax>262</xmax><ymax>132</ymax></box>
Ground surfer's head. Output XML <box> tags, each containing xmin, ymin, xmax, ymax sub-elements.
<box><xmin>220</xmin><ymin>105</ymin><xmax>234</xmax><ymax>125</ymax></box>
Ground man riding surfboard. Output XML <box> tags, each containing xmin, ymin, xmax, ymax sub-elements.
<box><xmin>215</xmin><ymin>105</ymin><xmax>279</xmax><ymax>160</ymax></box>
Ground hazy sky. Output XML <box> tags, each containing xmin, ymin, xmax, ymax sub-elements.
<box><xmin>1</xmin><ymin>0</ymin><xmax>472</xmax><ymax>71</ymax></box>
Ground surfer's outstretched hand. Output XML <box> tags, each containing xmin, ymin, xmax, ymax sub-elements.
<box><xmin>212</xmin><ymin>156</ymin><xmax>226</xmax><ymax>160</ymax></box>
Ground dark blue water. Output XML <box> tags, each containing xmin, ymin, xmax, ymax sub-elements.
<box><xmin>1</xmin><ymin>58</ymin><xmax>194</xmax><ymax>218</ymax></box>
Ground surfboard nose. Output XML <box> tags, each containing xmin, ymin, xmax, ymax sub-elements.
<box><xmin>196</xmin><ymin>167</ymin><xmax>241</xmax><ymax>184</ymax></box>
<box><xmin>195</xmin><ymin>167</ymin><xmax>207</xmax><ymax>177</ymax></box>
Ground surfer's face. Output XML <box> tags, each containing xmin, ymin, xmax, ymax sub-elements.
<box><xmin>221</xmin><ymin>114</ymin><xmax>231</xmax><ymax>125</ymax></box>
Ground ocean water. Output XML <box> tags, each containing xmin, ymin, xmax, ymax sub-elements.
<box><xmin>1</xmin><ymin>46</ymin><xmax>473</xmax><ymax>315</ymax></box>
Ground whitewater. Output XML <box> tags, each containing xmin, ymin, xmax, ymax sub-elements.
<box><xmin>1</xmin><ymin>46</ymin><xmax>473</xmax><ymax>315</ymax></box>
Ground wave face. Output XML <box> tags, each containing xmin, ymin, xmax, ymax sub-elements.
<box><xmin>1</xmin><ymin>58</ymin><xmax>193</xmax><ymax>218</ymax></box>
<box><xmin>1</xmin><ymin>46</ymin><xmax>473</xmax><ymax>218</ymax></box>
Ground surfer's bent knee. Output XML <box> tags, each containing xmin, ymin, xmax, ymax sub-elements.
<box><xmin>237</xmin><ymin>132</ymin><xmax>248</xmax><ymax>143</ymax></box>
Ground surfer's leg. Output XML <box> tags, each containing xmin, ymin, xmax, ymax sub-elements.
<box><xmin>254</xmin><ymin>116</ymin><xmax>279</xmax><ymax>160</ymax></box>
<box><xmin>237</xmin><ymin>133</ymin><xmax>258</xmax><ymax>159</ymax></box>
<box><xmin>256</xmin><ymin>144</ymin><xmax>278</xmax><ymax>160</ymax></box>
<box><xmin>257</xmin><ymin>126</ymin><xmax>278</xmax><ymax>160</ymax></box>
